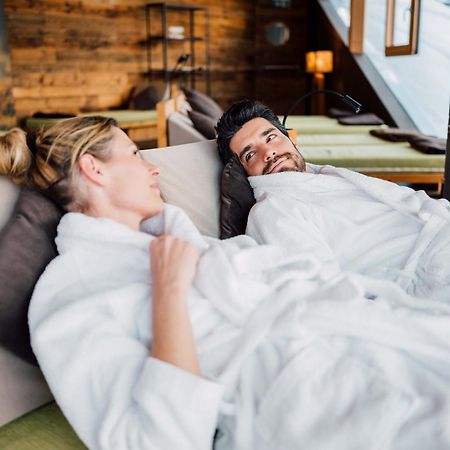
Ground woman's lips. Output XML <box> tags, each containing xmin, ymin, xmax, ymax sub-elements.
<box><xmin>150</xmin><ymin>183</ymin><xmax>160</xmax><ymax>191</ymax></box>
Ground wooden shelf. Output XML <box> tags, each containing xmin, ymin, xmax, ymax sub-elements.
<box><xmin>146</xmin><ymin>36</ymin><xmax>207</xmax><ymax>42</ymax></box>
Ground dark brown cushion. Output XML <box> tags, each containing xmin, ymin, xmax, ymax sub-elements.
<box><xmin>369</xmin><ymin>127</ymin><xmax>420</xmax><ymax>142</ymax></box>
<box><xmin>220</xmin><ymin>155</ymin><xmax>255</xmax><ymax>239</ymax></box>
<box><xmin>408</xmin><ymin>136</ymin><xmax>446</xmax><ymax>155</ymax></box>
<box><xmin>0</xmin><ymin>188</ymin><xmax>62</xmax><ymax>365</ymax></box>
<box><xmin>338</xmin><ymin>113</ymin><xmax>384</xmax><ymax>125</ymax></box>
<box><xmin>187</xmin><ymin>109</ymin><xmax>217</xmax><ymax>139</ymax></box>
<box><xmin>182</xmin><ymin>88</ymin><xmax>224</xmax><ymax>121</ymax></box>
<box><xmin>128</xmin><ymin>82</ymin><xmax>168</xmax><ymax>110</ymax></box>
<box><xmin>327</xmin><ymin>107</ymin><xmax>354</xmax><ymax>118</ymax></box>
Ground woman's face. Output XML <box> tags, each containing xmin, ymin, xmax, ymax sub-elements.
<box><xmin>102</xmin><ymin>127</ymin><xmax>163</xmax><ymax>223</ymax></box>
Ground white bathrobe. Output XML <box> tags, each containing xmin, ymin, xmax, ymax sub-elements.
<box><xmin>247</xmin><ymin>164</ymin><xmax>450</xmax><ymax>302</ymax></box>
<box><xmin>29</xmin><ymin>204</ymin><xmax>450</xmax><ymax>450</ymax></box>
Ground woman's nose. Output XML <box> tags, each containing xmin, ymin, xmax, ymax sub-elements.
<box><xmin>145</xmin><ymin>160</ymin><xmax>160</xmax><ymax>177</ymax></box>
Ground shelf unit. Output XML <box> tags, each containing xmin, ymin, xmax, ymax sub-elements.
<box><xmin>145</xmin><ymin>3</ymin><xmax>210</xmax><ymax>94</ymax></box>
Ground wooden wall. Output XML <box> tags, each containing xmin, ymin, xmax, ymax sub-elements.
<box><xmin>4</xmin><ymin>0</ymin><xmax>260</xmax><ymax>121</ymax></box>
<box><xmin>254</xmin><ymin>0</ymin><xmax>310</xmax><ymax>115</ymax></box>
<box><xmin>0</xmin><ymin>0</ymin><xmax>15</xmax><ymax>128</ymax></box>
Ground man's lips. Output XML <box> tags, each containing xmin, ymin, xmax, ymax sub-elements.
<box><xmin>267</xmin><ymin>156</ymin><xmax>288</xmax><ymax>174</ymax></box>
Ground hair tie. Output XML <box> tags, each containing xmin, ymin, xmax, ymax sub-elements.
<box><xmin>26</xmin><ymin>131</ymin><xmax>38</xmax><ymax>156</ymax></box>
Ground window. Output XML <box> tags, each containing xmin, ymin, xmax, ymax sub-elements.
<box><xmin>327</xmin><ymin>0</ymin><xmax>450</xmax><ymax>138</ymax></box>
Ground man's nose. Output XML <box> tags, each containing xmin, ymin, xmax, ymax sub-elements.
<box><xmin>263</xmin><ymin>147</ymin><xmax>277</xmax><ymax>162</ymax></box>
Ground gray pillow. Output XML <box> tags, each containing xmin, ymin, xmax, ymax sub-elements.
<box><xmin>182</xmin><ymin>88</ymin><xmax>224</xmax><ymax>121</ymax></box>
<box><xmin>188</xmin><ymin>109</ymin><xmax>217</xmax><ymax>139</ymax></box>
<box><xmin>0</xmin><ymin>188</ymin><xmax>62</xmax><ymax>365</ymax></box>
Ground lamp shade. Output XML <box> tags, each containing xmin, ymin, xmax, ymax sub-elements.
<box><xmin>305</xmin><ymin>50</ymin><xmax>333</xmax><ymax>73</ymax></box>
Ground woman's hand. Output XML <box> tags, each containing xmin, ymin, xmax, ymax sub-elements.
<box><xmin>150</xmin><ymin>235</ymin><xmax>199</xmax><ymax>297</ymax></box>
<box><xmin>149</xmin><ymin>235</ymin><xmax>201</xmax><ymax>375</ymax></box>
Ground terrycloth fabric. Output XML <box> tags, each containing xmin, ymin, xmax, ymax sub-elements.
<box><xmin>29</xmin><ymin>204</ymin><xmax>450</xmax><ymax>449</ymax></box>
<box><xmin>248</xmin><ymin>165</ymin><xmax>450</xmax><ymax>302</ymax></box>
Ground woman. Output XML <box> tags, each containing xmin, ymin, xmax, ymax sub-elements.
<box><xmin>1</xmin><ymin>117</ymin><xmax>450</xmax><ymax>450</ymax></box>
<box><xmin>0</xmin><ymin>117</ymin><xmax>224</xmax><ymax>448</ymax></box>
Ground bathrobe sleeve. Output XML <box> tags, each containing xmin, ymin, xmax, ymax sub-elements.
<box><xmin>29</xmin><ymin>255</ymin><xmax>224</xmax><ymax>450</ymax></box>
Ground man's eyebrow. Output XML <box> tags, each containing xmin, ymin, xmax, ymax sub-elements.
<box><xmin>261</xmin><ymin>127</ymin><xmax>276</xmax><ymax>137</ymax></box>
<box><xmin>239</xmin><ymin>144</ymin><xmax>252</xmax><ymax>160</ymax></box>
<box><xmin>239</xmin><ymin>127</ymin><xmax>277</xmax><ymax>159</ymax></box>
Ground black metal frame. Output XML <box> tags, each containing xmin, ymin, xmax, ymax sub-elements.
<box><xmin>443</xmin><ymin>107</ymin><xmax>450</xmax><ymax>201</ymax></box>
<box><xmin>145</xmin><ymin>3</ymin><xmax>210</xmax><ymax>94</ymax></box>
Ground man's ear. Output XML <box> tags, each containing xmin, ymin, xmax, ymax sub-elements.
<box><xmin>78</xmin><ymin>153</ymin><xmax>106</xmax><ymax>186</ymax></box>
<box><xmin>289</xmin><ymin>138</ymin><xmax>301</xmax><ymax>154</ymax></box>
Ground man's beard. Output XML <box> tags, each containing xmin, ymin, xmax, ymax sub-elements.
<box><xmin>262</xmin><ymin>150</ymin><xmax>306</xmax><ymax>175</ymax></box>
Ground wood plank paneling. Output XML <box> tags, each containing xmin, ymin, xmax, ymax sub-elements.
<box><xmin>253</xmin><ymin>0</ymin><xmax>310</xmax><ymax>115</ymax></box>
<box><xmin>4</xmin><ymin>0</ymin><xmax>260</xmax><ymax>119</ymax></box>
<box><xmin>0</xmin><ymin>0</ymin><xmax>15</xmax><ymax>128</ymax></box>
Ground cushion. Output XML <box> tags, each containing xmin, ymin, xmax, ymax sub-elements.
<box><xmin>327</xmin><ymin>107</ymin><xmax>354</xmax><ymax>118</ymax></box>
<box><xmin>167</xmin><ymin>112</ymin><xmax>207</xmax><ymax>146</ymax></box>
<box><xmin>141</xmin><ymin>140</ymin><xmax>222</xmax><ymax>237</ymax></box>
<box><xmin>220</xmin><ymin>155</ymin><xmax>255</xmax><ymax>239</ymax></box>
<box><xmin>188</xmin><ymin>109</ymin><xmax>217</xmax><ymax>139</ymax></box>
<box><xmin>128</xmin><ymin>82</ymin><xmax>169</xmax><ymax>110</ymax></box>
<box><xmin>0</xmin><ymin>402</ymin><xmax>85</xmax><ymax>449</ymax></box>
<box><xmin>408</xmin><ymin>136</ymin><xmax>446</xmax><ymax>155</ymax></box>
<box><xmin>338</xmin><ymin>113</ymin><xmax>384</xmax><ymax>126</ymax></box>
<box><xmin>369</xmin><ymin>127</ymin><xmax>420</xmax><ymax>142</ymax></box>
<box><xmin>0</xmin><ymin>188</ymin><xmax>63</xmax><ymax>365</ymax></box>
<box><xmin>182</xmin><ymin>87</ymin><xmax>223</xmax><ymax>121</ymax></box>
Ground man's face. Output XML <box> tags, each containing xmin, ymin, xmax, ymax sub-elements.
<box><xmin>229</xmin><ymin>117</ymin><xmax>306</xmax><ymax>176</ymax></box>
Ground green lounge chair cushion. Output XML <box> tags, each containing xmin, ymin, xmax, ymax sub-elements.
<box><xmin>0</xmin><ymin>402</ymin><xmax>86</xmax><ymax>449</ymax></box>
<box><xmin>26</xmin><ymin>109</ymin><xmax>157</xmax><ymax>130</ymax></box>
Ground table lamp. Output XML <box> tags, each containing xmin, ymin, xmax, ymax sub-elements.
<box><xmin>305</xmin><ymin>50</ymin><xmax>333</xmax><ymax>113</ymax></box>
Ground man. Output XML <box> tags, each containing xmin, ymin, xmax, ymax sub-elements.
<box><xmin>216</xmin><ymin>100</ymin><xmax>450</xmax><ymax>302</ymax></box>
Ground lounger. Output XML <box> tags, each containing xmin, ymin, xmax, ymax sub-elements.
<box><xmin>284</xmin><ymin>115</ymin><xmax>445</xmax><ymax>193</ymax></box>
<box><xmin>25</xmin><ymin>110</ymin><xmax>158</xmax><ymax>146</ymax></box>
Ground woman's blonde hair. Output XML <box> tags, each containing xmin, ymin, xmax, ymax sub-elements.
<box><xmin>0</xmin><ymin>116</ymin><xmax>117</xmax><ymax>211</ymax></box>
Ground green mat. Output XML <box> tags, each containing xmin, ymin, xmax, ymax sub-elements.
<box><xmin>0</xmin><ymin>402</ymin><xmax>86</xmax><ymax>450</ymax></box>
<box><xmin>26</xmin><ymin>109</ymin><xmax>157</xmax><ymax>130</ymax></box>
<box><xmin>300</xmin><ymin>142</ymin><xmax>445</xmax><ymax>170</ymax></box>
<box><xmin>280</xmin><ymin>115</ymin><xmax>384</xmax><ymax>135</ymax></box>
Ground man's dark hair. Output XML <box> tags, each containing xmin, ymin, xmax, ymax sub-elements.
<box><xmin>216</xmin><ymin>99</ymin><xmax>289</xmax><ymax>164</ymax></box>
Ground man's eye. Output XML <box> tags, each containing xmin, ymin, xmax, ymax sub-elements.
<box><xmin>267</xmin><ymin>133</ymin><xmax>277</xmax><ymax>142</ymax></box>
<box><xmin>245</xmin><ymin>152</ymin><xmax>255</xmax><ymax>162</ymax></box>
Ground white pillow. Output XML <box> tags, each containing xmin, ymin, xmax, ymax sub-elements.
<box><xmin>168</xmin><ymin>111</ymin><xmax>206</xmax><ymax>146</ymax></box>
<box><xmin>141</xmin><ymin>140</ymin><xmax>221</xmax><ymax>238</ymax></box>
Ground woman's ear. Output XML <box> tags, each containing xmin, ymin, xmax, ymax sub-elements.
<box><xmin>78</xmin><ymin>153</ymin><xmax>106</xmax><ymax>186</ymax></box>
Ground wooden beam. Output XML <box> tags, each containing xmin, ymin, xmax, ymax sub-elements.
<box><xmin>349</xmin><ymin>0</ymin><xmax>365</xmax><ymax>54</ymax></box>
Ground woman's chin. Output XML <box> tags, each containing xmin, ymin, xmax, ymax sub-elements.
<box><xmin>144</xmin><ymin>198</ymin><xmax>164</xmax><ymax>219</ymax></box>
